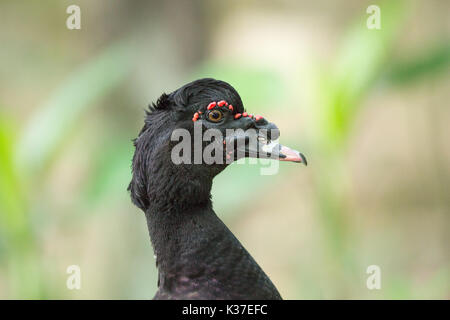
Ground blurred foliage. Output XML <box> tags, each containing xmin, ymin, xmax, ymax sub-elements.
<box><xmin>1</xmin><ymin>41</ymin><xmax>135</xmax><ymax>298</ymax></box>
<box><xmin>310</xmin><ymin>0</ymin><xmax>405</xmax><ymax>149</ymax></box>
<box><xmin>305</xmin><ymin>0</ymin><xmax>407</xmax><ymax>293</ymax></box>
<box><xmin>17</xmin><ymin>41</ymin><xmax>133</xmax><ymax>176</ymax></box>
<box><xmin>387</xmin><ymin>43</ymin><xmax>450</xmax><ymax>85</ymax></box>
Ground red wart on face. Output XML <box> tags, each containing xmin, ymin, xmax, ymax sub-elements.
<box><xmin>207</xmin><ymin>102</ymin><xmax>217</xmax><ymax>110</ymax></box>
<box><xmin>217</xmin><ymin>100</ymin><xmax>228</xmax><ymax>107</ymax></box>
<box><xmin>193</xmin><ymin>100</ymin><xmax>265</xmax><ymax>122</ymax></box>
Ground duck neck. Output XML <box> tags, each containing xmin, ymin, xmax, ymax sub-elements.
<box><xmin>144</xmin><ymin>167</ymin><xmax>229</xmax><ymax>273</ymax></box>
<box><xmin>145</xmin><ymin>196</ymin><xmax>239</xmax><ymax>282</ymax></box>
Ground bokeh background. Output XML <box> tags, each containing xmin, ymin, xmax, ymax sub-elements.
<box><xmin>0</xmin><ymin>0</ymin><xmax>449</xmax><ymax>299</ymax></box>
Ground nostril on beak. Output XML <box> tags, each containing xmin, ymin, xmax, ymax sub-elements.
<box><xmin>269</xmin><ymin>128</ymin><xmax>280</xmax><ymax>140</ymax></box>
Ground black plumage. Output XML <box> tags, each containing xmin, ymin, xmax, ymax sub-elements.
<box><xmin>128</xmin><ymin>78</ymin><xmax>306</xmax><ymax>299</ymax></box>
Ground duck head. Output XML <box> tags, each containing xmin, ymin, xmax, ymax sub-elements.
<box><xmin>128</xmin><ymin>78</ymin><xmax>306</xmax><ymax>211</ymax></box>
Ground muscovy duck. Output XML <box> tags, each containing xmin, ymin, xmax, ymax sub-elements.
<box><xmin>128</xmin><ymin>78</ymin><xmax>306</xmax><ymax>300</ymax></box>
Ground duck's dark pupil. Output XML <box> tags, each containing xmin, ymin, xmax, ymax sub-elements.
<box><xmin>208</xmin><ymin>110</ymin><xmax>222</xmax><ymax>122</ymax></box>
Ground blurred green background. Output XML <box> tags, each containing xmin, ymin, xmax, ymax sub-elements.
<box><xmin>0</xmin><ymin>0</ymin><xmax>449</xmax><ymax>299</ymax></box>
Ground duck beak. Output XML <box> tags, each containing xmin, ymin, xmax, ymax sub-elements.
<box><xmin>224</xmin><ymin>116</ymin><xmax>307</xmax><ymax>165</ymax></box>
<box><xmin>254</xmin><ymin>140</ymin><xmax>307</xmax><ymax>165</ymax></box>
<box><xmin>231</xmin><ymin>134</ymin><xmax>307</xmax><ymax>165</ymax></box>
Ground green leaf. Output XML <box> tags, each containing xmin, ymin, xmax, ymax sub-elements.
<box><xmin>310</xmin><ymin>0</ymin><xmax>406</xmax><ymax>149</ymax></box>
<box><xmin>387</xmin><ymin>43</ymin><xmax>450</xmax><ymax>85</ymax></box>
<box><xmin>0</xmin><ymin>113</ymin><xmax>28</xmax><ymax>240</ymax></box>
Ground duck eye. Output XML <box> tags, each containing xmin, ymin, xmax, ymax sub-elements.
<box><xmin>207</xmin><ymin>110</ymin><xmax>223</xmax><ymax>122</ymax></box>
